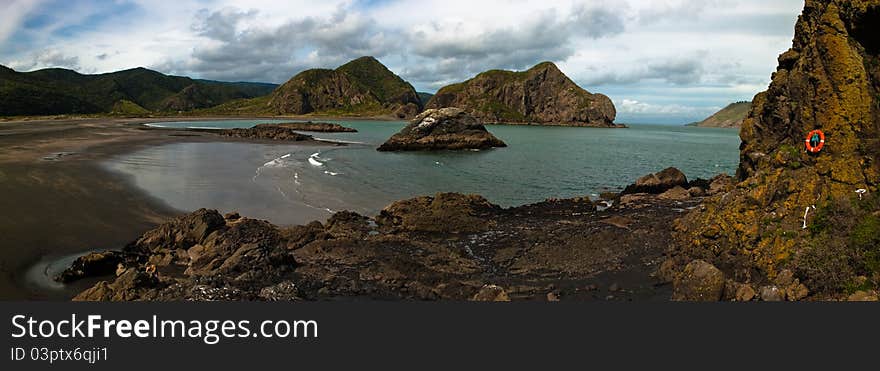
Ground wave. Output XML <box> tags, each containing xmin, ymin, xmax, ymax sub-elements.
<box><xmin>254</xmin><ymin>153</ymin><xmax>293</xmax><ymax>181</ymax></box>
<box><xmin>313</xmin><ymin>137</ymin><xmax>368</xmax><ymax>145</ymax></box>
<box><xmin>308</xmin><ymin>152</ymin><xmax>324</xmax><ymax>167</ymax></box>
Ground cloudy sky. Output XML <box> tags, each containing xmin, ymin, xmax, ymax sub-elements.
<box><xmin>0</xmin><ymin>0</ymin><xmax>804</xmax><ymax>123</ymax></box>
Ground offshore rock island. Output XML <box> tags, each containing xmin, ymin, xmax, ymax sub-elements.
<box><xmin>377</xmin><ymin>108</ymin><xmax>507</xmax><ymax>151</ymax></box>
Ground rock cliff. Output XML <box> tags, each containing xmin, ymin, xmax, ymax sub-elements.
<box><xmin>426</xmin><ymin>62</ymin><xmax>617</xmax><ymax>127</ymax></box>
<box><xmin>672</xmin><ymin>0</ymin><xmax>880</xmax><ymax>299</ymax></box>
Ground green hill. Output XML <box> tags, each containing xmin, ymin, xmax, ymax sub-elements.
<box><xmin>425</xmin><ymin>62</ymin><xmax>617</xmax><ymax>126</ymax></box>
<box><xmin>689</xmin><ymin>101</ymin><xmax>751</xmax><ymax>128</ymax></box>
<box><xmin>264</xmin><ymin>56</ymin><xmax>422</xmax><ymax>118</ymax></box>
<box><xmin>0</xmin><ymin>65</ymin><xmax>277</xmax><ymax>116</ymax></box>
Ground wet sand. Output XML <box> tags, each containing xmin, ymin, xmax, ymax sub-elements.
<box><xmin>0</xmin><ymin>116</ymin><xmax>317</xmax><ymax>299</ymax></box>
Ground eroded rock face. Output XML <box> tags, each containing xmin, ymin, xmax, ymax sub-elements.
<box><xmin>426</xmin><ymin>62</ymin><xmax>617</xmax><ymax>127</ymax></box>
<box><xmin>672</xmin><ymin>0</ymin><xmax>880</xmax><ymax>299</ymax></box>
<box><xmin>377</xmin><ymin>108</ymin><xmax>507</xmax><ymax>151</ymax></box>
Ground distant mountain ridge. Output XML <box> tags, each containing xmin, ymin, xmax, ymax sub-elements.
<box><xmin>689</xmin><ymin>101</ymin><xmax>751</xmax><ymax>128</ymax></box>
<box><xmin>0</xmin><ymin>65</ymin><xmax>277</xmax><ymax>116</ymax></box>
<box><xmin>426</xmin><ymin>62</ymin><xmax>617</xmax><ymax>127</ymax></box>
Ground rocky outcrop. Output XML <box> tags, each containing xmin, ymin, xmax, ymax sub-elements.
<box><xmin>267</xmin><ymin>122</ymin><xmax>357</xmax><ymax>132</ymax></box>
<box><xmin>690</xmin><ymin>101</ymin><xmax>751</xmax><ymax>128</ymax></box>
<box><xmin>56</xmin><ymin>251</ymin><xmax>124</xmax><ymax>283</ymax></box>
<box><xmin>426</xmin><ymin>62</ymin><xmax>618</xmax><ymax>127</ymax></box>
<box><xmin>622</xmin><ymin>167</ymin><xmax>689</xmax><ymax>195</ymax></box>
<box><xmin>214</xmin><ymin>124</ymin><xmax>316</xmax><ymax>141</ymax></box>
<box><xmin>672</xmin><ymin>0</ymin><xmax>880</xmax><ymax>299</ymax></box>
<box><xmin>64</xmin><ymin>189</ymin><xmax>696</xmax><ymax>301</ymax></box>
<box><xmin>267</xmin><ymin>56</ymin><xmax>422</xmax><ymax>119</ymax></box>
<box><xmin>377</xmin><ymin>108</ymin><xmax>507</xmax><ymax>151</ymax></box>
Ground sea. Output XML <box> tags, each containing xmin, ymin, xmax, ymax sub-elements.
<box><xmin>104</xmin><ymin>119</ymin><xmax>741</xmax><ymax>225</ymax></box>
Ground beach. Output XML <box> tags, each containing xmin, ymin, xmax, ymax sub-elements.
<box><xmin>0</xmin><ymin>116</ymin><xmax>295</xmax><ymax>299</ymax></box>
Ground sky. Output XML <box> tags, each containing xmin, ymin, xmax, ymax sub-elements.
<box><xmin>0</xmin><ymin>0</ymin><xmax>804</xmax><ymax>124</ymax></box>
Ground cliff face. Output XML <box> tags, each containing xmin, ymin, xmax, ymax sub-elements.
<box><xmin>267</xmin><ymin>56</ymin><xmax>422</xmax><ymax>119</ymax></box>
<box><xmin>426</xmin><ymin>62</ymin><xmax>617</xmax><ymax>127</ymax></box>
<box><xmin>673</xmin><ymin>0</ymin><xmax>880</xmax><ymax>298</ymax></box>
<box><xmin>692</xmin><ymin>101</ymin><xmax>751</xmax><ymax>128</ymax></box>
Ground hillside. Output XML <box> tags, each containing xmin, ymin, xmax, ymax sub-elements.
<box><xmin>265</xmin><ymin>56</ymin><xmax>422</xmax><ymax>118</ymax></box>
<box><xmin>689</xmin><ymin>101</ymin><xmax>751</xmax><ymax>128</ymax></box>
<box><xmin>0</xmin><ymin>66</ymin><xmax>277</xmax><ymax>116</ymax></box>
<box><xmin>425</xmin><ymin>62</ymin><xmax>617</xmax><ymax>127</ymax></box>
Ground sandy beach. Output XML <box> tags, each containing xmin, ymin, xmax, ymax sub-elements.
<box><xmin>0</xmin><ymin>116</ymin><xmax>312</xmax><ymax>299</ymax></box>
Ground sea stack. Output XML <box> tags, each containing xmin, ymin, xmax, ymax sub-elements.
<box><xmin>377</xmin><ymin>108</ymin><xmax>507</xmax><ymax>151</ymax></box>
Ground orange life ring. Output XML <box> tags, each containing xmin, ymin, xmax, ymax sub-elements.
<box><xmin>804</xmin><ymin>129</ymin><xmax>825</xmax><ymax>153</ymax></box>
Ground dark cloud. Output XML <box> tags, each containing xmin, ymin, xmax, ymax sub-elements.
<box><xmin>156</xmin><ymin>6</ymin><xmax>400</xmax><ymax>82</ymax></box>
<box><xmin>157</xmin><ymin>2</ymin><xmax>625</xmax><ymax>85</ymax></box>
<box><xmin>402</xmin><ymin>4</ymin><xmax>625</xmax><ymax>89</ymax></box>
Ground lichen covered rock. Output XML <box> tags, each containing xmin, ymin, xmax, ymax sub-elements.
<box><xmin>673</xmin><ymin>0</ymin><xmax>880</xmax><ymax>299</ymax></box>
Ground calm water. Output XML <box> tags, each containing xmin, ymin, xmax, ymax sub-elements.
<box><xmin>106</xmin><ymin>120</ymin><xmax>740</xmax><ymax>225</ymax></box>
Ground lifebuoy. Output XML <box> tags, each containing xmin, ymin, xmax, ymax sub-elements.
<box><xmin>805</xmin><ymin>129</ymin><xmax>825</xmax><ymax>153</ymax></box>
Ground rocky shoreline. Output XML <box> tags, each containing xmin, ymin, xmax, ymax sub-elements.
<box><xmin>59</xmin><ymin>167</ymin><xmax>729</xmax><ymax>301</ymax></box>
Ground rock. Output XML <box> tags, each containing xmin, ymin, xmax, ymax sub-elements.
<box><xmin>774</xmin><ymin>269</ymin><xmax>795</xmax><ymax>286</ymax></box>
<box><xmin>706</xmin><ymin>174</ymin><xmax>733</xmax><ymax>195</ymax></box>
<box><xmin>224</xmin><ymin>212</ymin><xmax>240</xmax><ymax>221</ymax></box>
<box><xmin>472</xmin><ymin>284</ymin><xmax>511</xmax><ymax>302</ymax></box>
<box><xmin>759</xmin><ymin>286</ymin><xmax>784</xmax><ymax>302</ymax></box>
<box><xmin>623</xmin><ymin>167</ymin><xmax>689</xmax><ymax>195</ymax></box>
<box><xmin>258</xmin><ymin>281</ymin><xmax>301</xmax><ymax>301</ymax></box>
<box><xmin>656</xmin><ymin>258</ymin><xmax>676</xmax><ymax>283</ymax></box>
<box><xmin>672</xmin><ymin>259</ymin><xmax>725</xmax><ymax>301</ymax></box>
<box><xmin>609</xmin><ymin>283</ymin><xmax>620</xmax><ymax>292</ymax></box>
<box><xmin>735</xmin><ymin>284</ymin><xmax>756</xmax><ymax>302</ymax></box>
<box><xmin>215</xmin><ymin>125</ymin><xmax>314</xmax><ymax>141</ymax></box>
<box><xmin>377</xmin><ymin>108</ymin><xmax>507</xmax><ymax>151</ymax></box>
<box><xmin>846</xmin><ymin>290</ymin><xmax>879</xmax><ymax>302</ymax></box>
<box><xmin>55</xmin><ymin>251</ymin><xmax>124</xmax><ymax>283</ymax></box>
<box><xmin>785</xmin><ymin>283</ymin><xmax>809</xmax><ymax>301</ymax></box>
<box><xmin>73</xmin><ymin>267</ymin><xmax>160</xmax><ymax>301</ymax></box>
<box><xmin>376</xmin><ymin>192</ymin><xmax>499</xmax><ymax>234</ymax></box>
<box><xmin>267</xmin><ymin>56</ymin><xmax>422</xmax><ymax>119</ymax></box>
<box><xmin>264</xmin><ymin>122</ymin><xmax>357</xmax><ymax>133</ymax></box>
<box><xmin>658</xmin><ymin>186</ymin><xmax>690</xmax><ymax>200</ymax></box>
<box><xmin>426</xmin><ymin>61</ymin><xmax>617</xmax><ymax>127</ymax></box>
<box><xmin>546</xmin><ymin>292</ymin><xmax>560</xmax><ymax>302</ymax></box>
<box><xmin>688</xmin><ymin>187</ymin><xmax>706</xmax><ymax>197</ymax></box>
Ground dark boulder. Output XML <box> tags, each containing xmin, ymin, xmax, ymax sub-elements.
<box><xmin>622</xmin><ymin>167</ymin><xmax>689</xmax><ymax>195</ymax></box>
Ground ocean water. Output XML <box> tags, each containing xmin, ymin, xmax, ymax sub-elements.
<box><xmin>106</xmin><ymin>120</ymin><xmax>741</xmax><ymax>225</ymax></box>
